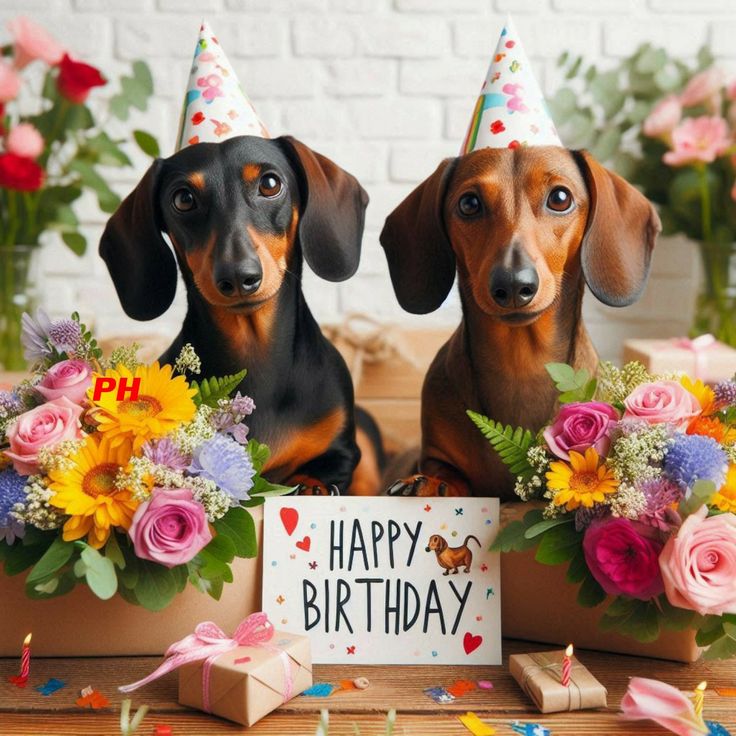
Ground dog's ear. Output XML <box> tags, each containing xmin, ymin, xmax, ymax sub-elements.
<box><xmin>276</xmin><ymin>136</ymin><xmax>368</xmax><ymax>282</ymax></box>
<box><xmin>380</xmin><ymin>158</ymin><xmax>457</xmax><ymax>314</ymax></box>
<box><xmin>574</xmin><ymin>150</ymin><xmax>661</xmax><ymax>307</ymax></box>
<box><xmin>99</xmin><ymin>159</ymin><xmax>177</xmax><ymax>321</ymax></box>
<box><xmin>438</xmin><ymin>537</ymin><xmax>448</xmax><ymax>552</ymax></box>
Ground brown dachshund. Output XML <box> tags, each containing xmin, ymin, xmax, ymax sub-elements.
<box><xmin>381</xmin><ymin>146</ymin><xmax>660</xmax><ymax>499</ymax></box>
<box><xmin>425</xmin><ymin>534</ymin><xmax>481</xmax><ymax>575</ymax></box>
<box><xmin>100</xmin><ymin>135</ymin><xmax>382</xmax><ymax>496</ymax></box>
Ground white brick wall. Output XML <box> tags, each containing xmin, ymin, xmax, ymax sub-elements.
<box><xmin>10</xmin><ymin>0</ymin><xmax>723</xmax><ymax>362</ymax></box>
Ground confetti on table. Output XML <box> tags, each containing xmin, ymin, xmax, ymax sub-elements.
<box><xmin>153</xmin><ymin>727</ymin><xmax>173</xmax><ymax>736</ymax></box>
<box><xmin>424</xmin><ymin>686</ymin><xmax>455</xmax><ymax>704</ymax></box>
<box><xmin>511</xmin><ymin>722</ymin><xmax>551</xmax><ymax>736</ymax></box>
<box><xmin>353</xmin><ymin>677</ymin><xmax>370</xmax><ymax>690</ymax></box>
<box><xmin>447</xmin><ymin>679</ymin><xmax>477</xmax><ymax>697</ymax></box>
<box><xmin>707</xmin><ymin>722</ymin><xmax>733</xmax><ymax>736</ymax></box>
<box><xmin>76</xmin><ymin>686</ymin><xmax>110</xmax><ymax>709</ymax></box>
<box><xmin>336</xmin><ymin>679</ymin><xmax>358</xmax><ymax>692</ymax></box>
<box><xmin>35</xmin><ymin>678</ymin><xmax>66</xmax><ymax>696</ymax></box>
<box><xmin>457</xmin><ymin>711</ymin><xmax>495</xmax><ymax>735</ymax></box>
<box><xmin>302</xmin><ymin>683</ymin><xmax>336</xmax><ymax>697</ymax></box>
<box><xmin>477</xmin><ymin>680</ymin><xmax>494</xmax><ymax>690</ymax></box>
<box><xmin>715</xmin><ymin>687</ymin><xmax>736</xmax><ymax>697</ymax></box>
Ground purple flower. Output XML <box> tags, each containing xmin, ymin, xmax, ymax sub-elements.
<box><xmin>48</xmin><ymin>318</ymin><xmax>82</xmax><ymax>355</ymax></box>
<box><xmin>143</xmin><ymin>437</ymin><xmax>191</xmax><ymax>471</ymax></box>
<box><xmin>637</xmin><ymin>477</ymin><xmax>683</xmax><ymax>531</ymax></box>
<box><xmin>189</xmin><ymin>433</ymin><xmax>255</xmax><ymax>502</ymax></box>
<box><xmin>0</xmin><ymin>469</ymin><xmax>26</xmax><ymax>545</ymax></box>
<box><xmin>543</xmin><ymin>401</ymin><xmax>619</xmax><ymax>460</ymax></box>
<box><xmin>20</xmin><ymin>308</ymin><xmax>52</xmax><ymax>362</ymax></box>
<box><xmin>715</xmin><ymin>379</ymin><xmax>736</xmax><ymax>407</ymax></box>
<box><xmin>0</xmin><ymin>390</ymin><xmax>23</xmax><ymax>418</ymax></box>
<box><xmin>231</xmin><ymin>392</ymin><xmax>255</xmax><ymax>416</ymax></box>
<box><xmin>229</xmin><ymin>423</ymin><xmax>249</xmax><ymax>444</ymax></box>
<box><xmin>663</xmin><ymin>433</ymin><xmax>728</xmax><ymax>493</ymax></box>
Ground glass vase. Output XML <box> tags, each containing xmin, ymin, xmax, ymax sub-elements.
<box><xmin>0</xmin><ymin>245</ymin><xmax>38</xmax><ymax>372</ymax></box>
<box><xmin>692</xmin><ymin>241</ymin><xmax>736</xmax><ymax>347</ymax></box>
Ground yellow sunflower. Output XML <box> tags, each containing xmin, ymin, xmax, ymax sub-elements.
<box><xmin>89</xmin><ymin>362</ymin><xmax>196</xmax><ymax>451</ymax></box>
<box><xmin>546</xmin><ymin>447</ymin><xmax>619</xmax><ymax>511</ymax></box>
<box><xmin>681</xmin><ymin>375</ymin><xmax>716</xmax><ymax>416</ymax></box>
<box><xmin>48</xmin><ymin>435</ymin><xmax>139</xmax><ymax>549</ymax></box>
<box><xmin>711</xmin><ymin>464</ymin><xmax>736</xmax><ymax>514</ymax></box>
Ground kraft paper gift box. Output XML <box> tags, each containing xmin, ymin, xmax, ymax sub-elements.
<box><xmin>622</xmin><ymin>337</ymin><xmax>736</xmax><ymax>384</ymax></box>
<box><xmin>509</xmin><ymin>650</ymin><xmax>607</xmax><ymax>713</ymax></box>
<box><xmin>177</xmin><ymin>632</ymin><xmax>312</xmax><ymax>726</ymax></box>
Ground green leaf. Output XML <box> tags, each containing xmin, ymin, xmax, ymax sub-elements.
<box><xmin>84</xmin><ymin>132</ymin><xmax>133</xmax><ymax>167</ymax></box>
<box><xmin>62</xmin><ymin>231</ymin><xmax>87</xmax><ymax>256</ymax></box>
<box><xmin>135</xmin><ymin>562</ymin><xmax>178</xmax><ymax>611</ymax></box>
<box><xmin>565</xmin><ymin>548</ymin><xmax>588</xmax><ymax>584</ymax></box>
<box><xmin>703</xmin><ymin>622</ymin><xmax>736</xmax><ymax>660</ymax></box>
<box><xmin>202</xmin><ymin>533</ymin><xmax>236</xmax><ymax>563</ymax></box>
<box><xmin>68</xmin><ymin>159</ymin><xmax>121</xmax><ymax>213</ymax></box>
<box><xmin>247</xmin><ymin>439</ymin><xmax>270</xmax><ymax>474</ymax></box>
<box><xmin>3</xmin><ymin>542</ymin><xmax>48</xmax><ymax>576</ymax></box>
<box><xmin>133</xmin><ymin>130</ymin><xmax>160</xmax><ymax>158</ymax></box>
<box><xmin>490</xmin><ymin>520</ymin><xmax>536</xmax><ymax>553</ymax></box>
<box><xmin>104</xmin><ymin>533</ymin><xmax>126</xmax><ymax>570</ymax></box>
<box><xmin>577</xmin><ymin>573</ymin><xmax>606</xmax><ymax>608</ymax></box>
<box><xmin>659</xmin><ymin>597</ymin><xmax>696</xmax><ymax>631</ymax></box>
<box><xmin>590</xmin><ymin>128</ymin><xmax>622</xmax><ymax>164</ymax></box>
<box><xmin>545</xmin><ymin>363</ymin><xmax>596</xmax><ymax>404</ymax></box>
<box><xmin>25</xmin><ymin>538</ymin><xmax>74</xmax><ymax>587</ymax></box>
<box><xmin>213</xmin><ymin>506</ymin><xmax>257</xmax><ymax>558</ymax></box>
<box><xmin>600</xmin><ymin>597</ymin><xmax>661</xmax><ymax>641</ymax></box>
<box><xmin>466</xmin><ymin>411</ymin><xmax>535</xmax><ymax>478</ymax></box>
<box><xmin>191</xmin><ymin>369</ymin><xmax>247</xmax><ymax>408</ymax></box>
<box><xmin>26</xmin><ymin>571</ymin><xmax>76</xmax><ymax>600</ymax></box>
<box><xmin>524</xmin><ymin>517</ymin><xmax>572</xmax><ymax>540</ymax></box>
<box><xmin>171</xmin><ymin>564</ymin><xmax>188</xmax><ymax>593</ymax></box>
<box><xmin>133</xmin><ymin>60</ymin><xmax>154</xmax><ymax>95</ymax></box>
<box><xmin>195</xmin><ymin>548</ymin><xmax>234</xmax><ymax>583</ymax></box>
<box><xmin>534</xmin><ymin>522</ymin><xmax>582</xmax><ymax>565</ymax></box>
<box><xmin>79</xmin><ymin>546</ymin><xmax>118</xmax><ymax>600</ymax></box>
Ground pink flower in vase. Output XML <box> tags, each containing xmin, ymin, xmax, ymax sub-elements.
<box><xmin>663</xmin><ymin>116</ymin><xmax>731</xmax><ymax>167</ymax></box>
<box><xmin>6</xmin><ymin>123</ymin><xmax>44</xmax><ymax>160</ymax></box>
<box><xmin>6</xmin><ymin>17</ymin><xmax>65</xmax><ymax>69</ymax></box>
<box><xmin>643</xmin><ymin>95</ymin><xmax>681</xmax><ymax>138</ymax></box>
<box><xmin>0</xmin><ymin>61</ymin><xmax>21</xmax><ymax>103</ymax></box>
<box><xmin>680</xmin><ymin>66</ymin><xmax>725</xmax><ymax>109</ymax></box>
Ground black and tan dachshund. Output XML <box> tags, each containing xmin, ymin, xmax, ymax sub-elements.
<box><xmin>100</xmin><ymin>135</ymin><xmax>381</xmax><ymax>495</ymax></box>
<box><xmin>380</xmin><ymin>146</ymin><xmax>660</xmax><ymax>499</ymax></box>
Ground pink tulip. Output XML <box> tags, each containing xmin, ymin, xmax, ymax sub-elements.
<box><xmin>643</xmin><ymin>95</ymin><xmax>682</xmax><ymax>138</ymax></box>
<box><xmin>0</xmin><ymin>61</ymin><xmax>20</xmax><ymax>103</ymax></box>
<box><xmin>6</xmin><ymin>17</ymin><xmax>64</xmax><ymax>69</ymax></box>
<box><xmin>663</xmin><ymin>116</ymin><xmax>731</xmax><ymax>167</ymax></box>
<box><xmin>6</xmin><ymin>123</ymin><xmax>44</xmax><ymax>160</ymax></box>
<box><xmin>621</xmin><ymin>677</ymin><xmax>708</xmax><ymax>736</ymax></box>
<box><xmin>680</xmin><ymin>67</ymin><xmax>725</xmax><ymax>109</ymax></box>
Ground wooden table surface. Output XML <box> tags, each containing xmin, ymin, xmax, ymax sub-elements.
<box><xmin>1</xmin><ymin>640</ymin><xmax>735</xmax><ymax>735</ymax></box>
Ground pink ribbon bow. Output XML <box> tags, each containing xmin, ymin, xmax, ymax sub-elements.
<box><xmin>119</xmin><ymin>612</ymin><xmax>293</xmax><ymax>711</ymax></box>
<box><xmin>671</xmin><ymin>334</ymin><xmax>717</xmax><ymax>381</ymax></box>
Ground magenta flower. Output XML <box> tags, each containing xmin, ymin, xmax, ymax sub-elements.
<box><xmin>583</xmin><ymin>518</ymin><xmax>664</xmax><ymax>600</ymax></box>
<box><xmin>543</xmin><ymin>401</ymin><xmax>619</xmax><ymax>460</ymax></box>
<box><xmin>663</xmin><ymin>116</ymin><xmax>730</xmax><ymax>167</ymax></box>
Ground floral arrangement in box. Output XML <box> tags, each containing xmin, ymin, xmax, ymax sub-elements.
<box><xmin>0</xmin><ymin>310</ymin><xmax>291</xmax><ymax>611</ymax></box>
<box><xmin>470</xmin><ymin>362</ymin><xmax>736</xmax><ymax>659</ymax></box>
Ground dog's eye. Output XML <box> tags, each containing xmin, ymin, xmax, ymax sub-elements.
<box><xmin>259</xmin><ymin>173</ymin><xmax>282</xmax><ymax>198</ymax></box>
<box><xmin>458</xmin><ymin>193</ymin><xmax>481</xmax><ymax>217</ymax></box>
<box><xmin>172</xmin><ymin>188</ymin><xmax>196</xmax><ymax>212</ymax></box>
<box><xmin>546</xmin><ymin>186</ymin><xmax>574</xmax><ymax>213</ymax></box>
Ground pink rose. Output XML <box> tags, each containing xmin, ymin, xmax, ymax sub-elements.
<box><xmin>128</xmin><ymin>487</ymin><xmax>212</xmax><ymax>568</ymax></box>
<box><xmin>583</xmin><ymin>518</ymin><xmax>664</xmax><ymax>600</ymax></box>
<box><xmin>643</xmin><ymin>95</ymin><xmax>682</xmax><ymax>138</ymax></box>
<box><xmin>6</xmin><ymin>123</ymin><xmax>44</xmax><ymax>160</ymax></box>
<box><xmin>36</xmin><ymin>359</ymin><xmax>93</xmax><ymax>405</ymax></box>
<box><xmin>623</xmin><ymin>380</ymin><xmax>701</xmax><ymax>429</ymax></box>
<box><xmin>679</xmin><ymin>66</ymin><xmax>725</xmax><ymax>109</ymax></box>
<box><xmin>4</xmin><ymin>397</ymin><xmax>84</xmax><ymax>475</ymax></box>
<box><xmin>663</xmin><ymin>116</ymin><xmax>730</xmax><ymax>167</ymax></box>
<box><xmin>543</xmin><ymin>401</ymin><xmax>619</xmax><ymax>460</ymax></box>
<box><xmin>659</xmin><ymin>505</ymin><xmax>736</xmax><ymax>616</ymax></box>
<box><xmin>621</xmin><ymin>677</ymin><xmax>708</xmax><ymax>736</ymax></box>
<box><xmin>0</xmin><ymin>61</ymin><xmax>20</xmax><ymax>103</ymax></box>
<box><xmin>6</xmin><ymin>17</ymin><xmax>64</xmax><ymax>69</ymax></box>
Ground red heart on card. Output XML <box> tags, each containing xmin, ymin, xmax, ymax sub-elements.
<box><xmin>463</xmin><ymin>632</ymin><xmax>482</xmax><ymax>655</ymax></box>
<box><xmin>280</xmin><ymin>507</ymin><xmax>299</xmax><ymax>536</ymax></box>
<box><xmin>296</xmin><ymin>536</ymin><xmax>311</xmax><ymax>552</ymax></box>
<box><xmin>490</xmin><ymin>119</ymin><xmax>505</xmax><ymax>135</ymax></box>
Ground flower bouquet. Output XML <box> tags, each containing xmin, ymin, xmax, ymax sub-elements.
<box><xmin>0</xmin><ymin>310</ymin><xmax>291</xmax><ymax>611</ymax></box>
<box><xmin>470</xmin><ymin>362</ymin><xmax>736</xmax><ymax>659</ymax></box>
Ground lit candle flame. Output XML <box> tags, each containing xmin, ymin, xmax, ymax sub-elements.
<box><xmin>696</xmin><ymin>681</ymin><xmax>707</xmax><ymax>692</ymax></box>
<box><xmin>565</xmin><ymin>644</ymin><xmax>573</xmax><ymax>657</ymax></box>
<box><xmin>23</xmin><ymin>634</ymin><xmax>31</xmax><ymax>646</ymax></box>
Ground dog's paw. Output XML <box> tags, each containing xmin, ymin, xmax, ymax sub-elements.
<box><xmin>386</xmin><ymin>474</ymin><xmax>460</xmax><ymax>497</ymax></box>
<box><xmin>290</xmin><ymin>475</ymin><xmax>340</xmax><ymax>496</ymax></box>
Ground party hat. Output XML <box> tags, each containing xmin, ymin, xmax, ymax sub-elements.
<box><xmin>175</xmin><ymin>21</ymin><xmax>268</xmax><ymax>151</ymax></box>
<box><xmin>460</xmin><ymin>16</ymin><xmax>561</xmax><ymax>154</ymax></box>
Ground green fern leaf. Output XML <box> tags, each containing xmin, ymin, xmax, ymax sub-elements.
<box><xmin>191</xmin><ymin>369</ymin><xmax>247</xmax><ymax>408</ymax></box>
<box><xmin>466</xmin><ymin>410</ymin><xmax>535</xmax><ymax>478</ymax></box>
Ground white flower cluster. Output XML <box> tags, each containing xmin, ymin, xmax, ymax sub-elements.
<box><xmin>12</xmin><ymin>477</ymin><xmax>64</xmax><ymax>530</ymax></box>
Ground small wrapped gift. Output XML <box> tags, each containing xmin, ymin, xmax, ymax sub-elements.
<box><xmin>623</xmin><ymin>336</ymin><xmax>736</xmax><ymax>384</ymax></box>
<box><xmin>120</xmin><ymin>613</ymin><xmax>312</xmax><ymax>726</ymax></box>
<box><xmin>509</xmin><ymin>650</ymin><xmax>607</xmax><ymax>713</ymax></box>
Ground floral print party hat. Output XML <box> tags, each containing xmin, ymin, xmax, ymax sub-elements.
<box><xmin>461</xmin><ymin>16</ymin><xmax>562</xmax><ymax>154</ymax></box>
<box><xmin>175</xmin><ymin>21</ymin><xmax>268</xmax><ymax>151</ymax></box>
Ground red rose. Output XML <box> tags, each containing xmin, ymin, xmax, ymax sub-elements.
<box><xmin>56</xmin><ymin>53</ymin><xmax>106</xmax><ymax>104</ymax></box>
<box><xmin>0</xmin><ymin>153</ymin><xmax>44</xmax><ymax>192</ymax></box>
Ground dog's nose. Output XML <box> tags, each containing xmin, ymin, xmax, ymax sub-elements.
<box><xmin>489</xmin><ymin>264</ymin><xmax>539</xmax><ymax>308</ymax></box>
<box><xmin>215</xmin><ymin>263</ymin><xmax>263</xmax><ymax>298</ymax></box>
<box><xmin>425</xmin><ymin>547</ymin><xmax>430</xmax><ymax>552</ymax></box>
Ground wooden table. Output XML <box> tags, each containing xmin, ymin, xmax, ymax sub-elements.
<box><xmin>2</xmin><ymin>640</ymin><xmax>735</xmax><ymax>735</ymax></box>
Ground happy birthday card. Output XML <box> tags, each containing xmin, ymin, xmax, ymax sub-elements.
<box><xmin>262</xmin><ymin>497</ymin><xmax>501</xmax><ymax>665</ymax></box>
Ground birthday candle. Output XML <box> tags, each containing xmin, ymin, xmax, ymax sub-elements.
<box><xmin>20</xmin><ymin>633</ymin><xmax>31</xmax><ymax>680</ymax></box>
<box><xmin>693</xmin><ymin>680</ymin><xmax>707</xmax><ymax>719</ymax></box>
<box><xmin>561</xmin><ymin>644</ymin><xmax>573</xmax><ymax>688</ymax></box>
